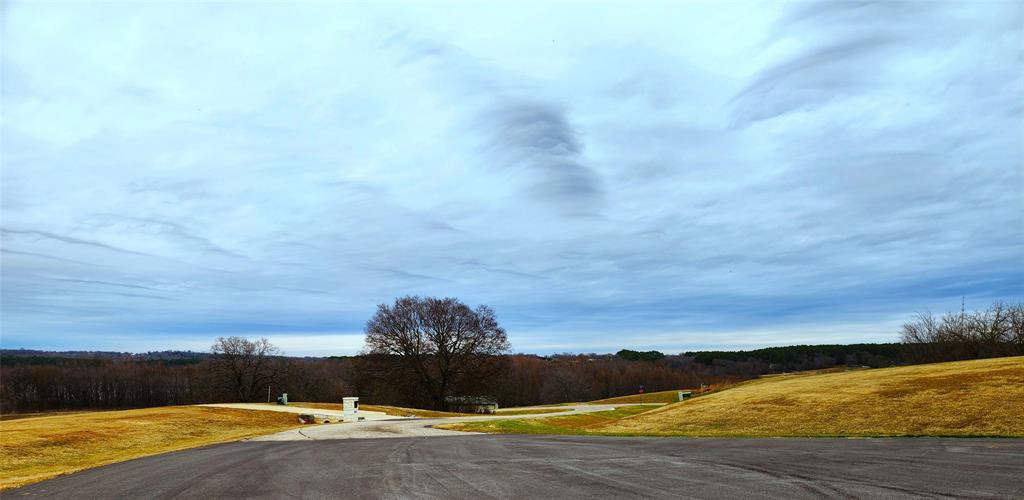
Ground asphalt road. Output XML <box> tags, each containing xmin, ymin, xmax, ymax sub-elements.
<box><xmin>11</xmin><ymin>436</ymin><xmax>1023</xmax><ymax>499</ymax></box>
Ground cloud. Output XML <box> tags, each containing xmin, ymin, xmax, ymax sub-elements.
<box><xmin>1</xmin><ymin>2</ymin><xmax>1020</xmax><ymax>355</ymax></box>
<box><xmin>47</xmin><ymin>277</ymin><xmax>163</xmax><ymax>291</ymax></box>
<box><xmin>2</xmin><ymin>228</ymin><xmax>157</xmax><ymax>258</ymax></box>
<box><xmin>481</xmin><ymin>100</ymin><xmax>604</xmax><ymax>214</ymax></box>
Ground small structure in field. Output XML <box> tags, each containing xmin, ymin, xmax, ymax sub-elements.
<box><xmin>445</xmin><ymin>396</ymin><xmax>498</xmax><ymax>414</ymax></box>
<box><xmin>342</xmin><ymin>397</ymin><xmax>365</xmax><ymax>422</ymax></box>
<box><xmin>276</xmin><ymin>393</ymin><xmax>288</xmax><ymax>405</ymax></box>
<box><xmin>678</xmin><ymin>391</ymin><xmax>692</xmax><ymax>402</ymax></box>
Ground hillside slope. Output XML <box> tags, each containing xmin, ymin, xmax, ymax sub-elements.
<box><xmin>600</xmin><ymin>356</ymin><xmax>1024</xmax><ymax>437</ymax></box>
<box><xmin>0</xmin><ymin>406</ymin><xmax>299</xmax><ymax>490</ymax></box>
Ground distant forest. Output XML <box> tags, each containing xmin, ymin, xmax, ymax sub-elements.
<box><xmin>0</xmin><ymin>342</ymin><xmax>921</xmax><ymax>414</ymax></box>
<box><xmin>4</xmin><ymin>297</ymin><xmax>1021</xmax><ymax>415</ymax></box>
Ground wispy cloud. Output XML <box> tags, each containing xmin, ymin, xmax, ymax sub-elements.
<box><xmin>1</xmin><ymin>1</ymin><xmax>1020</xmax><ymax>355</ymax></box>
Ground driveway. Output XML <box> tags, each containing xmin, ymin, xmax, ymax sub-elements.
<box><xmin>249</xmin><ymin>404</ymin><xmax>654</xmax><ymax>440</ymax></box>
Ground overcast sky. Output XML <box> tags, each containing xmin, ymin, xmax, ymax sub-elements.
<box><xmin>2</xmin><ymin>1</ymin><xmax>1021</xmax><ymax>356</ymax></box>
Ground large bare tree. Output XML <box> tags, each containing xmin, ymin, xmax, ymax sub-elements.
<box><xmin>364</xmin><ymin>296</ymin><xmax>510</xmax><ymax>410</ymax></box>
<box><xmin>210</xmin><ymin>336</ymin><xmax>283</xmax><ymax>402</ymax></box>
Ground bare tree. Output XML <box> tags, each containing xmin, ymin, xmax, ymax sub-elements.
<box><xmin>901</xmin><ymin>301</ymin><xmax>1023</xmax><ymax>362</ymax></box>
<box><xmin>901</xmin><ymin>311</ymin><xmax>941</xmax><ymax>344</ymax></box>
<box><xmin>364</xmin><ymin>296</ymin><xmax>510</xmax><ymax>410</ymax></box>
<box><xmin>1009</xmin><ymin>302</ymin><xmax>1024</xmax><ymax>349</ymax></box>
<box><xmin>209</xmin><ymin>336</ymin><xmax>283</xmax><ymax>402</ymax></box>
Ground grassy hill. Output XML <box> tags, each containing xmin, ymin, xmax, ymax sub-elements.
<box><xmin>601</xmin><ymin>356</ymin><xmax>1024</xmax><ymax>437</ymax></box>
<box><xmin>0</xmin><ymin>406</ymin><xmax>300</xmax><ymax>490</ymax></box>
<box><xmin>446</xmin><ymin>357</ymin><xmax>1024</xmax><ymax>438</ymax></box>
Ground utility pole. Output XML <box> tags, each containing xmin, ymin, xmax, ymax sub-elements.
<box><xmin>267</xmin><ymin>385</ymin><xmax>271</xmax><ymax>404</ymax></box>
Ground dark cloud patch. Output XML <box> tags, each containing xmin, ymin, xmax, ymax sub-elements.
<box><xmin>272</xmin><ymin>286</ymin><xmax>329</xmax><ymax>295</ymax></box>
<box><xmin>48</xmin><ymin>277</ymin><xmax>163</xmax><ymax>291</ymax></box>
<box><xmin>729</xmin><ymin>1</ymin><xmax>999</xmax><ymax>125</ymax></box>
<box><xmin>365</xmin><ymin>266</ymin><xmax>454</xmax><ymax>284</ymax></box>
<box><xmin>64</xmin><ymin>289</ymin><xmax>176</xmax><ymax>302</ymax></box>
<box><xmin>1</xmin><ymin>248</ymin><xmax>105</xmax><ymax>267</ymax></box>
<box><xmin>455</xmin><ymin>259</ymin><xmax>545</xmax><ymax>280</ymax></box>
<box><xmin>730</xmin><ymin>36</ymin><xmax>896</xmax><ymax>124</ymax></box>
<box><xmin>1</xmin><ymin>228</ymin><xmax>157</xmax><ymax>258</ymax></box>
<box><xmin>385</xmin><ymin>29</ymin><xmax>604</xmax><ymax>216</ymax></box>
<box><xmin>425</xmin><ymin>220</ymin><xmax>462</xmax><ymax>232</ymax></box>
<box><xmin>80</xmin><ymin>215</ymin><xmax>248</xmax><ymax>260</ymax></box>
<box><xmin>481</xmin><ymin>101</ymin><xmax>603</xmax><ymax>214</ymax></box>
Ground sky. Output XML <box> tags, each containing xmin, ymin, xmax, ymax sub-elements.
<box><xmin>2</xmin><ymin>1</ymin><xmax>1022</xmax><ymax>356</ymax></box>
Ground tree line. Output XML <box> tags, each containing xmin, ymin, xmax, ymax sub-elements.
<box><xmin>901</xmin><ymin>300</ymin><xmax>1024</xmax><ymax>363</ymax></box>
<box><xmin>0</xmin><ymin>348</ymin><xmax>740</xmax><ymax>414</ymax></box>
<box><xmin>3</xmin><ymin>296</ymin><xmax>1020</xmax><ymax>414</ymax></box>
<box><xmin>683</xmin><ymin>343</ymin><xmax>905</xmax><ymax>371</ymax></box>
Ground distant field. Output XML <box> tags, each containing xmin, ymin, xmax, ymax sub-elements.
<box><xmin>446</xmin><ymin>357</ymin><xmax>1024</xmax><ymax>438</ymax></box>
<box><xmin>0</xmin><ymin>406</ymin><xmax>300</xmax><ymax>490</ymax></box>
<box><xmin>438</xmin><ymin>406</ymin><xmax>655</xmax><ymax>434</ymax></box>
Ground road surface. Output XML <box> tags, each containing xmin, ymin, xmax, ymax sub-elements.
<box><xmin>10</xmin><ymin>435</ymin><xmax>1022</xmax><ymax>498</ymax></box>
<box><xmin>249</xmin><ymin>404</ymin><xmax>648</xmax><ymax>440</ymax></box>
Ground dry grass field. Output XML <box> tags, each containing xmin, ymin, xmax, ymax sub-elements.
<box><xmin>0</xmin><ymin>406</ymin><xmax>300</xmax><ymax>490</ymax></box>
<box><xmin>446</xmin><ymin>357</ymin><xmax>1024</xmax><ymax>438</ymax></box>
<box><xmin>603</xmin><ymin>356</ymin><xmax>1024</xmax><ymax>437</ymax></box>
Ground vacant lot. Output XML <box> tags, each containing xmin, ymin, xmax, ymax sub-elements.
<box><xmin>0</xmin><ymin>406</ymin><xmax>300</xmax><ymax>490</ymax></box>
<box><xmin>447</xmin><ymin>357</ymin><xmax>1024</xmax><ymax>438</ymax></box>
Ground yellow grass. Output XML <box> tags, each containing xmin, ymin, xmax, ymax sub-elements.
<box><xmin>0</xmin><ymin>410</ymin><xmax>98</xmax><ymax>422</ymax></box>
<box><xmin>586</xmin><ymin>388</ymin><xmax>700</xmax><ymax>405</ymax></box>
<box><xmin>519</xmin><ymin>387</ymin><xmax>711</xmax><ymax>408</ymax></box>
<box><xmin>603</xmin><ymin>356</ymin><xmax>1024</xmax><ymax>437</ymax></box>
<box><xmin>0</xmin><ymin>406</ymin><xmax>301</xmax><ymax>491</ymax></box>
<box><xmin>285</xmin><ymin>402</ymin><xmax>474</xmax><ymax>418</ymax></box>
<box><xmin>437</xmin><ymin>406</ymin><xmax>655</xmax><ymax>434</ymax></box>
